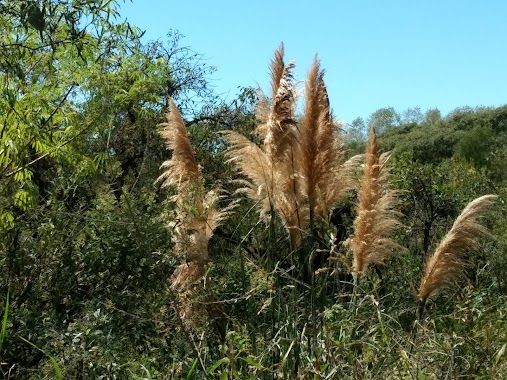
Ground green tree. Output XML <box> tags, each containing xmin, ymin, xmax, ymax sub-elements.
<box><xmin>391</xmin><ymin>152</ymin><xmax>492</xmax><ymax>258</ymax></box>
<box><xmin>401</xmin><ymin>106</ymin><xmax>423</xmax><ymax>125</ymax></box>
<box><xmin>423</xmin><ymin>108</ymin><xmax>441</xmax><ymax>125</ymax></box>
<box><xmin>0</xmin><ymin>2</ymin><xmax>236</xmax><ymax>376</ymax></box>
<box><xmin>367</xmin><ymin>107</ymin><xmax>401</xmax><ymax>133</ymax></box>
<box><xmin>0</xmin><ymin>0</ymin><xmax>131</xmax><ymax>226</ymax></box>
<box><xmin>456</xmin><ymin>125</ymin><xmax>495</xmax><ymax>168</ymax></box>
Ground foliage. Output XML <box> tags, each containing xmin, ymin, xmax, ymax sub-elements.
<box><xmin>0</xmin><ymin>2</ymin><xmax>506</xmax><ymax>379</ymax></box>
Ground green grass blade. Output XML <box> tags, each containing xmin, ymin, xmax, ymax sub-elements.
<box><xmin>19</xmin><ymin>336</ymin><xmax>63</xmax><ymax>380</ymax></box>
<box><xmin>140</xmin><ymin>364</ymin><xmax>153</xmax><ymax>380</ymax></box>
<box><xmin>186</xmin><ymin>358</ymin><xmax>198</xmax><ymax>380</ymax></box>
<box><xmin>0</xmin><ymin>288</ymin><xmax>9</xmax><ymax>348</ymax></box>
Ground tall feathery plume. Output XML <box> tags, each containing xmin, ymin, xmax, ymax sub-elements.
<box><xmin>296</xmin><ymin>57</ymin><xmax>358</xmax><ymax>227</ymax></box>
<box><xmin>417</xmin><ymin>194</ymin><xmax>497</xmax><ymax>318</ymax></box>
<box><xmin>157</xmin><ymin>98</ymin><xmax>206</xmax><ymax>263</ymax></box>
<box><xmin>298</xmin><ymin>57</ymin><xmax>321</xmax><ymax>220</ymax></box>
<box><xmin>262</xmin><ymin>46</ymin><xmax>297</xmax><ymax>161</ymax></box>
<box><xmin>157</xmin><ymin>98</ymin><xmax>202</xmax><ymax>192</ymax></box>
<box><xmin>225</xmin><ymin>44</ymin><xmax>301</xmax><ymax>245</ymax></box>
<box><xmin>255</xmin><ymin>45</ymin><xmax>282</xmax><ymax>135</ymax></box>
<box><xmin>264</xmin><ymin>47</ymin><xmax>301</xmax><ymax>246</ymax></box>
<box><xmin>313</xmin><ymin>75</ymin><xmax>361</xmax><ymax>222</ymax></box>
<box><xmin>157</xmin><ymin>98</ymin><xmax>233</xmax><ymax>331</ymax></box>
<box><xmin>350</xmin><ymin>126</ymin><xmax>401</xmax><ymax>278</ymax></box>
<box><xmin>227</xmin><ymin>48</ymin><xmax>361</xmax><ymax>248</ymax></box>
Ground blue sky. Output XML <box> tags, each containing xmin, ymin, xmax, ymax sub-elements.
<box><xmin>120</xmin><ymin>0</ymin><xmax>507</xmax><ymax>123</ymax></box>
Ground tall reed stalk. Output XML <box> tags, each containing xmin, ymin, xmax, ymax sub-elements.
<box><xmin>349</xmin><ymin>126</ymin><xmax>401</xmax><ymax>279</ymax></box>
<box><xmin>346</xmin><ymin>126</ymin><xmax>401</xmax><ymax>328</ymax></box>
<box><xmin>225</xmin><ymin>45</ymin><xmax>359</xmax><ymax>252</ymax></box>
<box><xmin>157</xmin><ymin>98</ymin><xmax>233</xmax><ymax>331</ymax></box>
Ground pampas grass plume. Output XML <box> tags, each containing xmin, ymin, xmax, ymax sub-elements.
<box><xmin>417</xmin><ymin>194</ymin><xmax>497</xmax><ymax>317</ymax></box>
<box><xmin>350</xmin><ymin>127</ymin><xmax>401</xmax><ymax>277</ymax></box>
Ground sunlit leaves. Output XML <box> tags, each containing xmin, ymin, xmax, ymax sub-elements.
<box><xmin>13</xmin><ymin>188</ymin><xmax>33</xmax><ymax>209</ymax></box>
<box><xmin>0</xmin><ymin>1</ymin><xmax>137</xmax><ymax>224</ymax></box>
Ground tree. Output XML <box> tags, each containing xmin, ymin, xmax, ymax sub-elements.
<box><xmin>456</xmin><ymin>126</ymin><xmax>495</xmax><ymax>168</ymax></box>
<box><xmin>390</xmin><ymin>151</ymin><xmax>492</xmax><ymax>259</ymax></box>
<box><xmin>343</xmin><ymin>117</ymin><xmax>366</xmax><ymax>142</ymax></box>
<box><xmin>367</xmin><ymin>107</ymin><xmax>401</xmax><ymax>134</ymax></box>
<box><xmin>401</xmin><ymin>107</ymin><xmax>423</xmax><ymax>125</ymax></box>
<box><xmin>0</xmin><ymin>2</ymin><xmax>236</xmax><ymax>375</ymax></box>
<box><xmin>423</xmin><ymin>108</ymin><xmax>442</xmax><ymax>125</ymax></box>
<box><xmin>0</xmin><ymin>0</ymin><xmax>133</xmax><ymax>226</ymax></box>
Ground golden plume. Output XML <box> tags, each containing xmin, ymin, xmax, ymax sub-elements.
<box><xmin>227</xmin><ymin>48</ymin><xmax>362</xmax><ymax>248</ymax></box>
<box><xmin>263</xmin><ymin>50</ymin><xmax>296</xmax><ymax>161</ymax></box>
<box><xmin>156</xmin><ymin>98</ymin><xmax>201</xmax><ymax>192</ymax></box>
<box><xmin>255</xmin><ymin>42</ymin><xmax>295</xmax><ymax>149</ymax></box>
<box><xmin>222</xmin><ymin>130</ymin><xmax>274</xmax><ymax>218</ymax></box>
<box><xmin>417</xmin><ymin>194</ymin><xmax>497</xmax><ymax>317</ymax></box>
<box><xmin>297</xmin><ymin>57</ymin><xmax>321</xmax><ymax>216</ymax></box>
<box><xmin>350</xmin><ymin>127</ymin><xmax>401</xmax><ymax>278</ymax></box>
<box><xmin>225</xmin><ymin>44</ymin><xmax>300</xmax><ymax>244</ymax></box>
<box><xmin>157</xmin><ymin>98</ymin><xmax>234</xmax><ymax>330</ymax></box>
<box><xmin>296</xmin><ymin>57</ymin><xmax>356</xmax><ymax>225</ymax></box>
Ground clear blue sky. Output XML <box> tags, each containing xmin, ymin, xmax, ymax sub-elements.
<box><xmin>120</xmin><ymin>0</ymin><xmax>507</xmax><ymax>123</ymax></box>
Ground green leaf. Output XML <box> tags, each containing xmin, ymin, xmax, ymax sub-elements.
<box><xmin>240</xmin><ymin>357</ymin><xmax>262</xmax><ymax>369</ymax></box>
<box><xmin>0</xmin><ymin>211</ymin><xmax>14</xmax><ymax>229</ymax></box>
<box><xmin>0</xmin><ymin>289</ymin><xmax>9</xmax><ymax>349</ymax></box>
<box><xmin>494</xmin><ymin>343</ymin><xmax>506</xmax><ymax>366</ymax></box>
<box><xmin>14</xmin><ymin>189</ymin><xmax>33</xmax><ymax>209</ymax></box>
<box><xmin>19</xmin><ymin>336</ymin><xmax>63</xmax><ymax>380</ymax></box>
<box><xmin>185</xmin><ymin>358</ymin><xmax>198</xmax><ymax>380</ymax></box>
<box><xmin>140</xmin><ymin>364</ymin><xmax>153</xmax><ymax>380</ymax></box>
<box><xmin>207</xmin><ymin>357</ymin><xmax>229</xmax><ymax>374</ymax></box>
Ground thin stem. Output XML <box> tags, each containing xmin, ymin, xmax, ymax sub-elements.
<box><xmin>350</xmin><ymin>275</ymin><xmax>359</xmax><ymax>334</ymax></box>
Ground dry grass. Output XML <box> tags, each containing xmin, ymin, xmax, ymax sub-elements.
<box><xmin>256</xmin><ymin>43</ymin><xmax>297</xmax><ymax>162</ymax></box>
<box><xmin>349</xmin><ymin>127</ymin><xmax>401</xmax><ymax>278</ymax></box>
<box><xmin>225</xmin><ymin>46</ymin><xmax>359</xmax><ymax>247</ymax></box>
<box><xmin>224</xmin><ymin>44</ymin><xmax>303</xmax><ymax>246</ymax></box>
<box><xmin>417</xmin><ymin>194</ymin><xmax>497</xmax><ymax>316</ymax></box>
<box><xmin>157</xmin><ymin>98</ymin><xmax>201</xmax><ymax>195</ymax></box>
<box><xmin>157</xmin><ymin>98</ymin><xmax>234</xmax><ymax>330</ymax></box>
<box><xmin>296</xmin><ymin>57</ymin><xmax>361</xmax><ymax>228</ymax></box>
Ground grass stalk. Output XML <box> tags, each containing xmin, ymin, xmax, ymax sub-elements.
<box><xmin>19</xmin><ymin>336</ymin><xmax>63</xmax><ymax>380</ymax></box>
<box><xmin>0</xmin><ymin>288</ymin><xmax>9</xmax><ymax>350</ymax></box>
